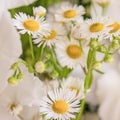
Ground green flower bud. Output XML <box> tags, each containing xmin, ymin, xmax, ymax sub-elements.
<box><xmin>50</xmin><ymin>70</ymin><xmax>59</xmax><ymax>79</ymax></box>
<box><xmin>8</xmin><ymin>77</ymin><xmax>18</xmax><ymax>85</ymax></box>
<box><xmin>46</xmin><ymin>54</ymin><xmax>51</xmax><ymax>59</ymax></box>
<box><xmin>11</xmin><ymin>62</ymin><xmax>18</xmax><ymax>70</ymax></box>
<box><xmin>98</xmin><ymin>45</ymin><xmax>106</xmax><ymax>53</ymax></box>
<box><xmin>111</xmin><ymin>40</ymin><xmax>120</xmax><ymax>49</ymax></box>
<box><xmin>17</xmin><ymin>73</ymin><xmax>23</xmax><ymax>80</ymax></box>
<box><xmin>90</xmin><ymin>39</ymin><xmax>98</xmax><ymax>48</ymax></box>
<box><xmin>104</xmin><ymin>54</ymin><xmax>113</xmax><ymax>62</ymax></box>
<box><xmin>93</xmin><ymin>61</ymin><xmax>102</xmax><ymax>69</ymax></box>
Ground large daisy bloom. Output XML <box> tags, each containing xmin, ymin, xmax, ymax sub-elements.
<box><xmin>55</xmin><ymin>39</ymin><xmax>86</xmax><ymax>69</ymax></box>
<box><xmin>33</xmin><ymin>23</ymin><xmax>67</xmax><ymax>47</ymax></box>
<box><xmin>39</xmin><ymin>89</ymin><xmax>80</xmax><ymax>120</ymax></box>
<box><xmin>80</xmin><ymin>16</ymin><xmax>111</xmax><ymax>40</ymax></box>
<box><xmin>55</xmin><ymin>4</ymin><xmax>85</xmax><ymax>23</ymax></box>
<box><xmin>13</xmin><ymin>12</ymin><xmax>50</xmax><ymax>37</ymax></box>
<box><xmin>61</xmin><ymin>76</ymin><xmax>84</xmax><ymax>99</ymax></box>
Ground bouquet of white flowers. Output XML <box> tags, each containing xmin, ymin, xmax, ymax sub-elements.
<box><xmin>1</xmin><ymin>0</ymin><xmax>120</xmax><ymax>120</ymax></box>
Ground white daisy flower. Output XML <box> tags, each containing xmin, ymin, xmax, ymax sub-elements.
<box><xmin>80</xmin><ymin>16</ymin><xmax>111</xmax><ymax>40</ymax></box>
<box><xmin>55</xmin><ymin>4</ymin><xmax>85</xmax><ymax>23</ymax></box>
<box><xmin>39</xmin><ymin>89</ymin><xmax>80</xmax><ymax>120</ymax></box>
<box><xmin>55</xmin><ymin>39</ymin><xmax>86</xmax><ymax>69</ymax></box>
<box><xmin>33</xmin><ymin>23</ymin><xmax>67</xmax><ymax>48</ymax></box>
<box><xmin>61</xmin><ymin>76</ymin><xmax>84</xmax><ymax>99</ymax></box>
<box><xmin>13</xmin><ymin>12</ymin><xmax>50</xmax><ymax>37</ymax></box>
<box><xmin>33</xmin><ymin>6</ymin><xmax>47</xmax><ymax>17</ymax></box>
<box><xmin>20</xmin><ymin>106</ymin><xmax>43</xmax><ymax>120</ymax></box>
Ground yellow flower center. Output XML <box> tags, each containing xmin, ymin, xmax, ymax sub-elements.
<box><xmin>89</xmin><ymin>23</ymin><xmax>104</xmax><ymax>32</ymax></box>
<box><xmin>45</xmin><ymin>30</ymin><xmax>57</xmax><ymax>40</ymax></box>
<box><xmin>70</xmin><ymin>86</ymin><xmax>79</xmax><ymax>95</ymax></box>
<box><xmin>66</xmin><ymin>45</ymin><xmax>82</xmax><ymax>59</ymax></box>
<box><xmin>64</xmin><ymin>9</ymin><xmax>76</xmax><ymax>18</ymax></box>
<box><xmin>52</xmin><ymin>100</ymin><xmax>69</xmax><ymax>114</ymax></box>
<box><xmin>108</xmin><ymin>22</ymin><xmax>120</xmax><ymax>33</ymax></box>
<box><xmin>23</xmin><ymin>19</ymin><xmax>40</xmax><ymax>32</ymax></box>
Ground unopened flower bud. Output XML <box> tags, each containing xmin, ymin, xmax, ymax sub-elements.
<box><xmin>46</xmin><ymin>54</ymin><xmax>51</xmax><ymax>59</ymax></box>
<box><xmin>93</xmin><ymin>61</ymin><xmax>102</xmax><ymax>69</ymax></box>
<box><xmin>111</xmin><ymin>40</ymin><xmax>120</xmax><ymax>49</ymax></box>
<box><xmin>90</xmin><ymin>39</ymin><xmax>98</xmax><ymax>48</ymax></box>
<box><xmin>98</xmin><ymin>45</ymin><xmax>106</xmax><ymax>53</ymax></box>
<box><xmin>33</xmin><ymin>6</ymin><xmax>46</xmax><ymax>17</ymax></box>
<box><xmin>35</xmin><ymin>61</ymin><xmax>45</xmax><ymax>73</ymax></box>
<box><xmin>17</xmin><ymin>73</ymin><xmax>23</xmax><ymax>80</ymax></box>
<box><xmin>104</xmin><ymin>54</ymin><xmax>113</xmax><ymax>62</ymax></box>
<box><xmin>8</xmin><ymin>77</ymin><xmax>18</xmax><ymax>85</ymax></box>
<box><xmin>11</xmin><ymin>62</ymin><xmax>18</xmax><ymax>70</ymax></box>
<box><xmin>50</xmin><ymin>70</ymin><xmax>59</xmax><ymax>79</ymax></box>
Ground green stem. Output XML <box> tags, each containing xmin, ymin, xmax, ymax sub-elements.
<box><xmin>76</xmin><ymin>99</ymin><xmax>85</xmax><ymax>120</ymax></box>
<box><xmin>76</xmin><ymin>48</ymin><xmax>95</xmax><ymax>120</ymax></box>
<box><xmin>28</xmin><ymin>35</ymin><xmax>35</xmax><ymax>64</ymax></box>
<box><xmin>102</xmin><ymin>6</ymin><xmax>107</xmax><ymax>16</ymax></box>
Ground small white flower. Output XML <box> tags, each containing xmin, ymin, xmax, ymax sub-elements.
<box><xmin>61</xmin><ymin>76</ymin><xmax>84</xmax><ymax>99</ymax></box>
<box><xmin>55</xmin><ymin>4</ymin><xmax>85</xmax><ymax>23</ymax></box>
<box><xmin>55</xmin><ymin>39</ymin><xmax>86</xmax><ymax>69</ymax></box>
<box><xmin>33</xmin><ymin>6</ymin><xmax>47</xmax><ymax>17</ymax></box>
<box><xmin>80</xmin><ymin>16</ymin><xmax>111</xmax><ymax>40</ymax></box>
<box><xmin>39</xmin><ymin>89</ymin><xmax>80</xmax><ymax>120</ymax></box>
<box><xmin>13</xmin><ymin>12</ymin><xmax>50</xmax><ymax>37</ymax></box>
<box><xmin>107</xmin><ymin>20</ymin><xmax>120</xmax><ymax>40</ymax></box>
<box><xmin>33</xmin><ymin>23</ymin><xmax>67</xmax><ymax>47</ymax></box>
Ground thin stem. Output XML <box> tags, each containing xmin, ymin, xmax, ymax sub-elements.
<box><xmin>76</xmin><ymin>100</ymin><xmax>85</xmax><ymax>120</ymax></box>
<box><xmin>28</xmin><ymin>35</ymin><xmax>35</xmax><ymax>63</ymax></box>
<box><xmin>102</xmin><ymin>6</ymin><xmax>107</xmax><ymax>16</ymax></box>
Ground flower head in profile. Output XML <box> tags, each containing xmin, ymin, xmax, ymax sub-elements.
<box><xmin>95</xmin><ymin>0</ymin><xmax>110</xmax><ymax>7</ymax></box>
<box><xmin>13</xmin><ymin>12</ymin><xmax>50</xmax><ymax>37</ymax></box>
<box><xmin>61</xmin><ymin>76</ymin><xmax>84</xmax><ymax>99</ymax></box>
<box><xmin>55</xmin><ymin>4</ymin><xmax>85</xmax><ymax>23</ymax></box>
<box><xmin>33</xmin><ymin>23</ymin><xmax>67</xmax><ymax>48</ymax></box>
<box><xmin>39</xmin><ymin>89</ymin><xmax>80</xmax><ymax>120</ymax></box>
<box><xmin>55</xmin><ymin>39</ymin><xmax>86</xmax><ymax>69</ymax></box>
<box><xmin>107</xmin><ymin>20</ymin><xmax>120</xmax><ymax>40</ymax></box>
<box><xmin>80</xmin><ymin>16</ymin><xmax>111</xmax><ymax>40</ymax></box>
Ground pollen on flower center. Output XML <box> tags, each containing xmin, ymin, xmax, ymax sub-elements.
<box><xmin>108</xmin><ymin>22</ymin><xmax>120</xmax><ymax>33</ymax></box>
<box><xmin>52</xmin><ymin>100</ymin><xmax>69</xmax><ymax>114</ymax></box>
<box><xmin>45</xmin><ymin>30</ymin><xmax>57</xmax><ymax>40</ymax></box>
<box><xmin>64</xmin><ymin>9</ymin><xmax>76</xmax><ymax>18</ymax></box>
<box><xmin>66</xmin><ymin>45</ymin><xmax>82</xmax><ymax>59</ymax></box>
<box><xmin>90</xmin><ymin>22</ymin><xmax>104</xmax><ymax>32</ymax></box>
<box><xmin>23</xmin><ymin>19</ymin><xmax>40</xmax><ymax>32</ymax></box>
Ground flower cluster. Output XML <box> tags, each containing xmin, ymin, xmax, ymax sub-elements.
<box><xmin>1</xmin><ymin>0</ymin><xmax>120</xmax><ymax>120</ymax></box>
